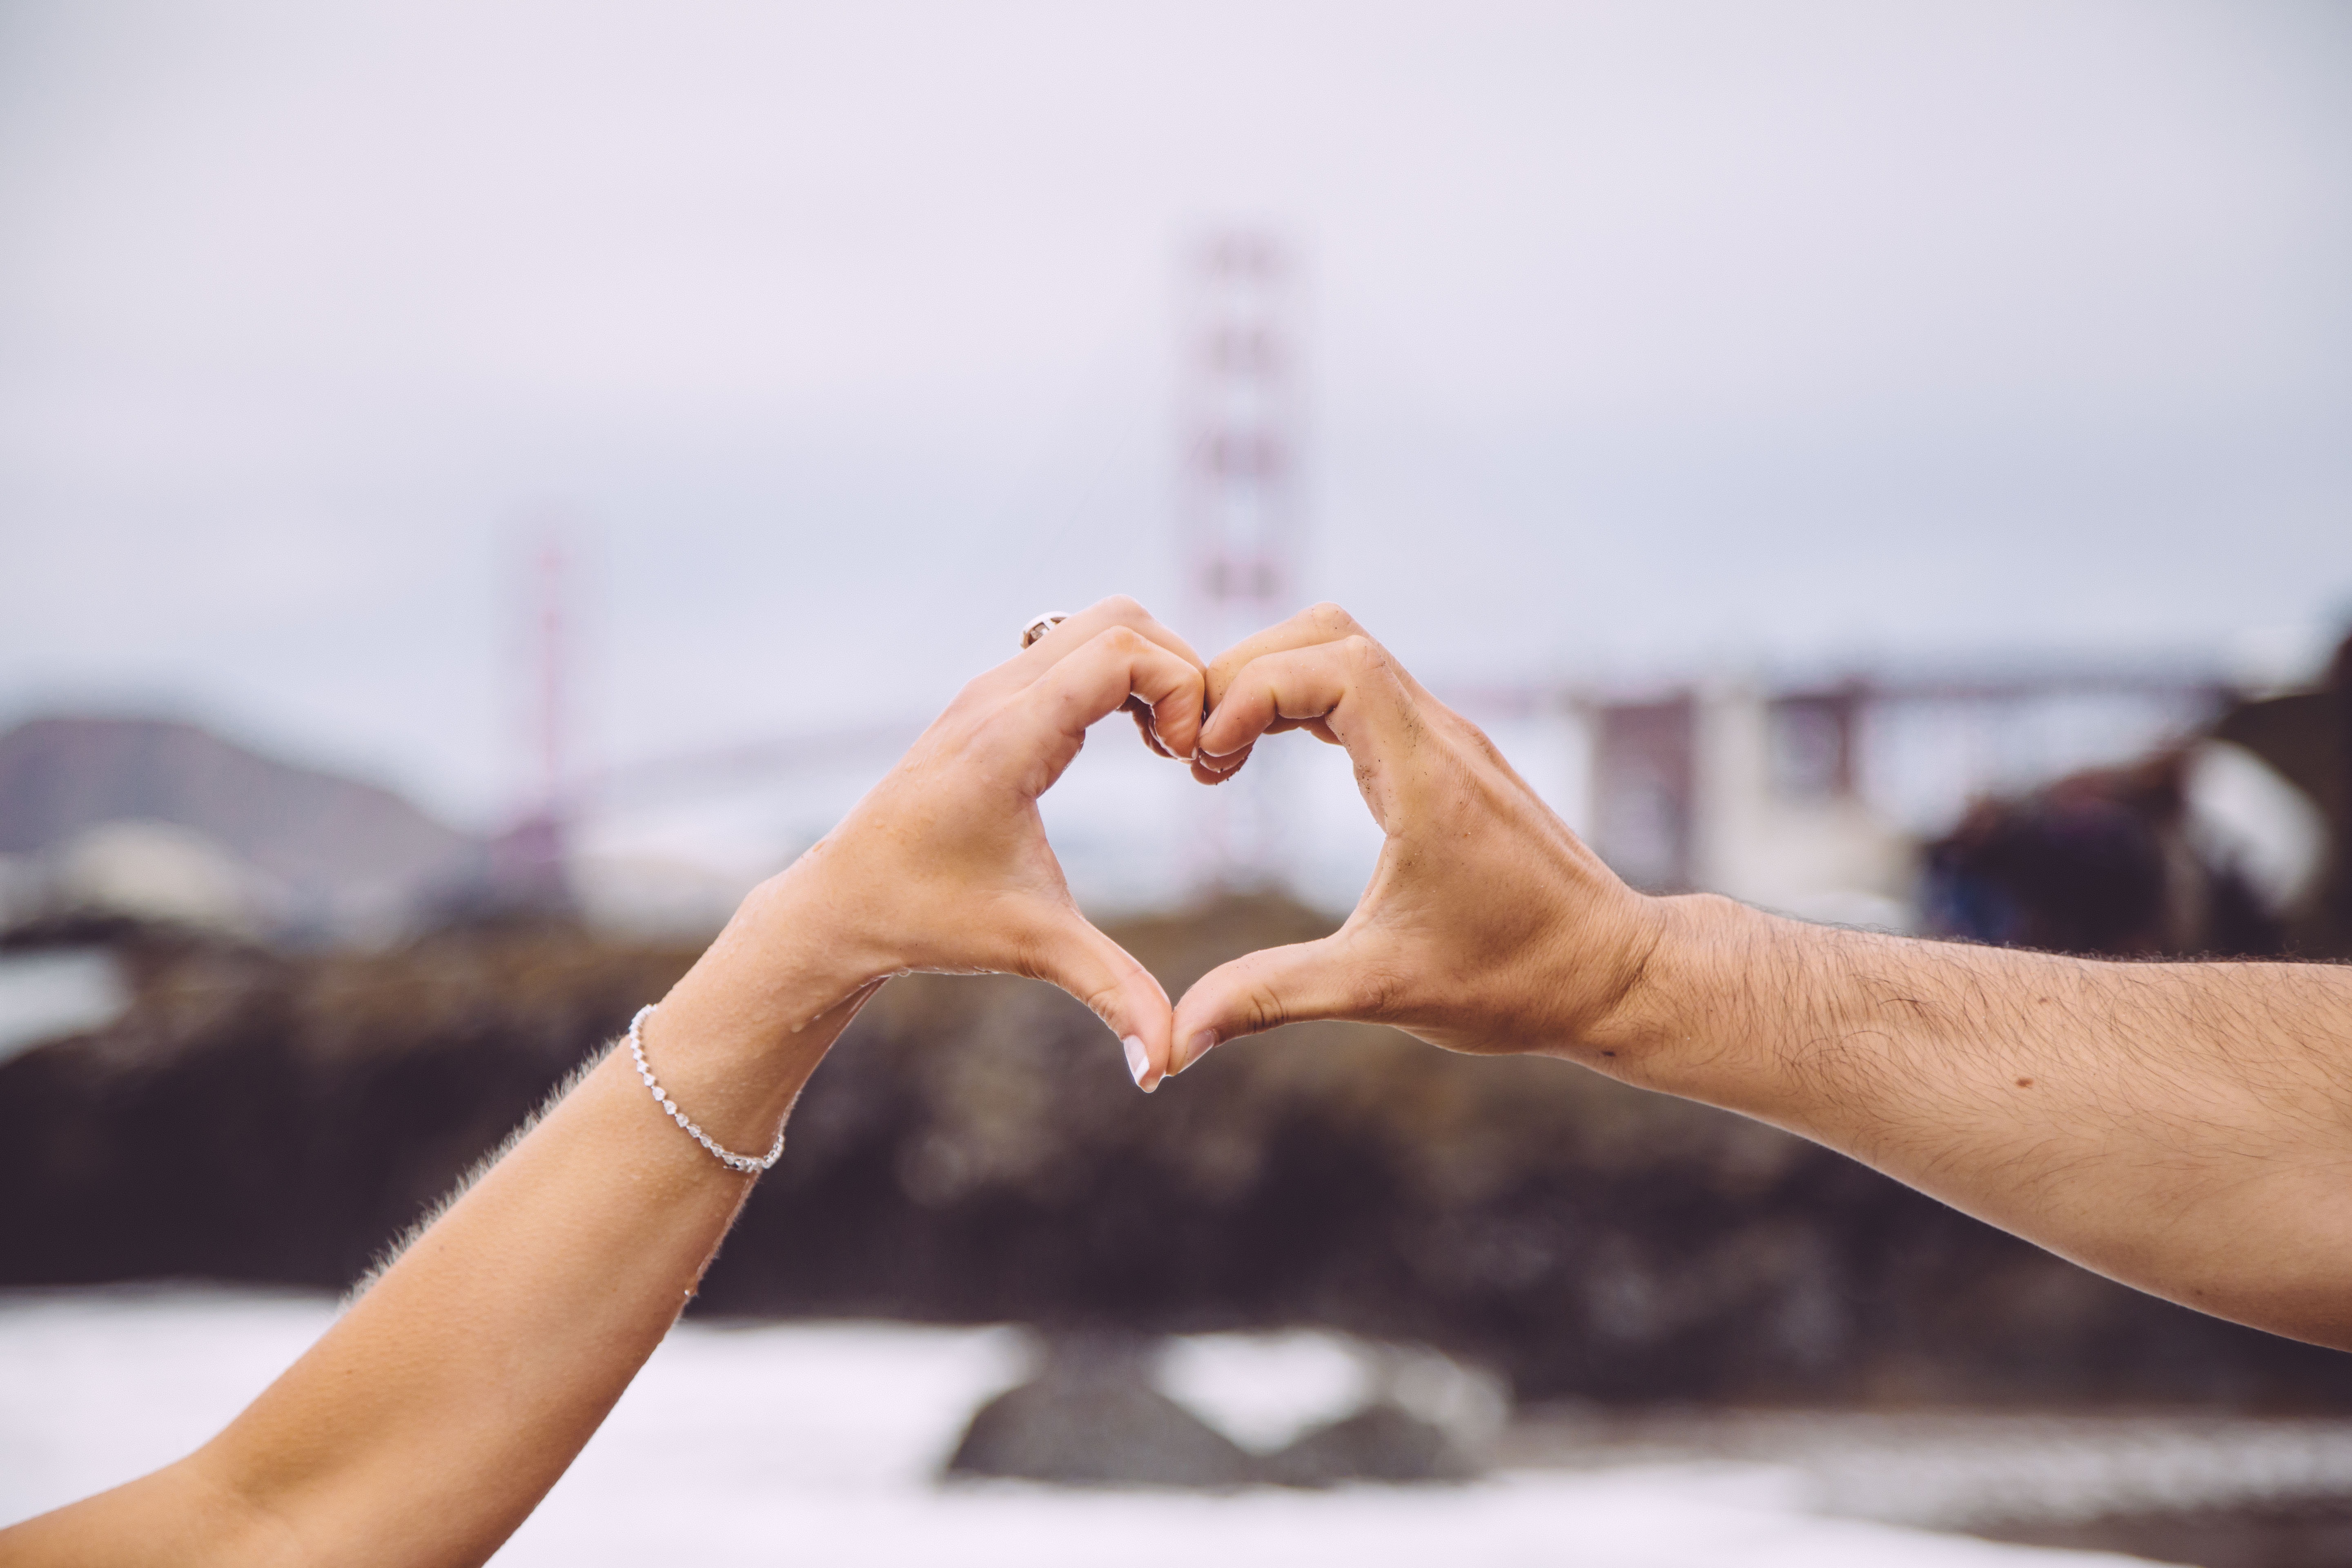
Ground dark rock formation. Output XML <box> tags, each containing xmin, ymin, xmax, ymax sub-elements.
<box><xmin>1259</xmin><ymin>1403</ymin><xmax>1478</xmax><ymax>1488</ymax></box>
<box><xmin>942</xmin><ymin>1333</ymin><xmax>1479</xmax><ymax>1490</ymax></box>
<box><xmin>944</xmin><ymin>1335</ymin><xmax>1256</xmax><ymax>1488</ymax></box>
<box><xmin>0</xmin><ymin>921</ymin><xmax>691</xmax><ymax>1288</ymax></box>
<box><xmin>4</xmin><ymin>897</ymin><xmax>2350</xmax><ymax>1408</ymax></box>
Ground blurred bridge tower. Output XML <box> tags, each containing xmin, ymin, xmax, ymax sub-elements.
<box><xmin>1180</xmin><ymin>228</ymin><xmax>1305</xmax><ymax>892</ymax></box>
<box><xmin>489</xmin><ymin>528</ymin><xmax>575</xmax><ymax>907</ymax></box>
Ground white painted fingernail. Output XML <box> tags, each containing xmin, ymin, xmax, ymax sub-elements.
<box><xmin>1122</xmin><ymin>1035</ymin><xmax>1156</xmax><ymax>1092</ymax></box>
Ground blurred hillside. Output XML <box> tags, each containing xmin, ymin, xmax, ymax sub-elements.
<box><xmin>4</xmin><ymin>896</ymin><xmax>2348</xmax><ymax>1410</ymax></box>
<box><xmin>0</xmin><ymin>717</ymin><xmax>484</xmax><ymax>938</ymax></box>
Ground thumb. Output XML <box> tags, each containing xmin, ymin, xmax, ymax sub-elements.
<box><xmin>1170</xmin><ymin>935</ymin><xmax>1361</xmax><ymax>1075</ymax></box>
<box><xmin>1015</xmin><ymin>904</ymin><xmax>1177</xmax><ymax>1093</ymax></box>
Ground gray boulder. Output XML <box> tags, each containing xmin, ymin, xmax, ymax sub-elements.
<box><xmin>1261</xmin><ymin>1401</ymin><xmax>1481</xmax><ymax>1488</ymax></box>
<box><xmin>944</xmin><ymin>1334</ymin><xmax>1256</xmax><ymax>1489</ymax></box>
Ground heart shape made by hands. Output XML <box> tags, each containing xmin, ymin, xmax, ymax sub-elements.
<box><xmin>1161</xmin><ymin>604</ymin><xmax>1657</xmax><ymax>1081</ymax></box>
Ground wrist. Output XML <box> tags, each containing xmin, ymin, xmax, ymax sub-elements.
<box><xmin>760</xmin><ymin>836</ymin><xmax>907</xmax><ymax>1000</ymax></box>
<box><xmin>655</xmin><ymin>855</ymin><xmax>889</xmax><ymax>1075</ymax></box>
<box><xmin>1575</xmin><ymin>892</ymin><xmax>1756</xmax><ymax>1088</ymax></box>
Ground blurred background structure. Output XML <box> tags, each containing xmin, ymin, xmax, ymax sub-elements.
<box><xmin>1182</xmin><ymin>227</ymin><xmax>1306</xmax><ymax>890</ymax></box>
<box><xmin>5</xmin><ymin>1</ymin><xmax>2352</xmax><ymax>1563</ymax></box>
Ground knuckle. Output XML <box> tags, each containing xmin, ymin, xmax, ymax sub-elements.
<box><xmin>951</xmin><ymin>672</ymin><xmax>1006</xmax><ymax>713</ymax></box>
<box><xmin>1305</xmin><ymin>601</ymin><xmax>1357</xmax><ymax>636</ymax></box>
<box><xmin>1095</xmin><ymin>593</ymin><xmax>1147</xmax><ymax>622</ymax></box>
<box><xmin>1096</xmin><ymin>624</ymin><xmax>1149</xmax><ymax>656</ymax></box>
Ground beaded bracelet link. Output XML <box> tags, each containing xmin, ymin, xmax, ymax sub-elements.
<box><xmin>626</xmin><ymin>1004</ymin><xmax>785</xmax><ymax>1176</ymax></box>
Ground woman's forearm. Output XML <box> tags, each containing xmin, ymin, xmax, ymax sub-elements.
<box><xmin>2</xmin><ymin>597</ymin><xmax>1211</xmax><ymax>1566</ymax></box>
<box><xmin>1611</xmin><ymin>894</ymin><xmax>2352</xmax><ymax>1348</ymax></box>
<box><xmin>5</xmin><ymin>873</ymin><xmax>872</xmax><ymax>1568</ymax></box>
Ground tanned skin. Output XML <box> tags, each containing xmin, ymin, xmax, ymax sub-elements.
<box><xmin>1171</xmin><ymin>603</ymin><xmax>2352</xmax><ymax>1351</ymax></box>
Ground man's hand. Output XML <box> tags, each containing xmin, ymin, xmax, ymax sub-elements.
<box><xmin>1171</xmin><ymin>604</ymin><xmax>1662</xmax><ymax>1071</ymax></box>
<box><xmin>1176</xmin><ymin>602</ymin><xmax>2352</xmax><ymax>1352</ymax></box>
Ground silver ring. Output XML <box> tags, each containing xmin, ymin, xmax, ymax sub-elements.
<box><xmin>1019</xmin><ymin>611</ymin><xmax>1069</xmax><ymax>650</ymax></box>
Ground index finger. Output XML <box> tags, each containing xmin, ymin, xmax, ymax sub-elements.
<box><xmin>1008</xmin><ymin>597</ymin><xmax>1207</xmax><ymax>760</ymax></box>
<box><xmin>1023</xmin><ymin>625</ymin><xmax>1210</xmax><ymax>763</ymax></box>
<box><xmin>1196</xmin><ymin>635</ymin><xmax>1419</xmax><ymax>768</ymax></box>
<box><xmin>1015</xmin><ymin>596</ymin><xmax>1206</xmax><ymax>686</ymax></box>
<box><xmin>1202</xmin><ymin>602</ymin><xmax>1385</xmax><ymax>713</ymax></box>
<box><xmin>1191</xmin><ymin>602</ymin><xmax>1392</xmax><ymax>783</ymax></box>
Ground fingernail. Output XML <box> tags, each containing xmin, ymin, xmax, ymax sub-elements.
<box><xmin>1122</xmin><ymin>1035</ymin><xmax>1158</xmax><ymax>1093</ymax></box>
<box><xmin>1180</xmin><ymin>1029</ymin><xmax>1217</xmax><ymax>1073</ymax></box>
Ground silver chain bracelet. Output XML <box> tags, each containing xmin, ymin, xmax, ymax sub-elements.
<box><xmin>626</xmin><ymin>1004</ymin><xmax>785</xmax><ymax>1176</ymax></box>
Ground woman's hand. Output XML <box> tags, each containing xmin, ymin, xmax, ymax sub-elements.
<box><xmin>0</xmin><ymin>596</ymin><xmax>1213</xmax><ymax>1568</ymax></box>
<box><xmin>1172</xmin><ymin>604</ymin><xmax>1662</xmax><ymax>1071</ymax></box>
<box><xmin>665</xmin><ymin>595</ymin><xmax>1208</xmax><ymax>1093</ymax></box>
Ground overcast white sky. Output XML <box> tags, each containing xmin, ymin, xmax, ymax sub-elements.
<box><xmin>2</xmin><ymin>0</ymin><xmax>2349</xmax><ymax>831</ymax></box>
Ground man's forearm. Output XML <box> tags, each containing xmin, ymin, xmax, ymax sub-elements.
<box><xmin>1165</xmin><ymin>602</ymin><xmax>2352</xmax><ymax>1351</ymax></box>
<box><xmin>1593</xmin><ymin>895</ymin><xmax>2352</xmax><ymax>1349</ymax></box>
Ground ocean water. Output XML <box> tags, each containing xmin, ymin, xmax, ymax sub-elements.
<box><xmin>0</xmin><ymin>1287</ymin><xmax>2142</xmax><ymax>1566</ymax></box>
